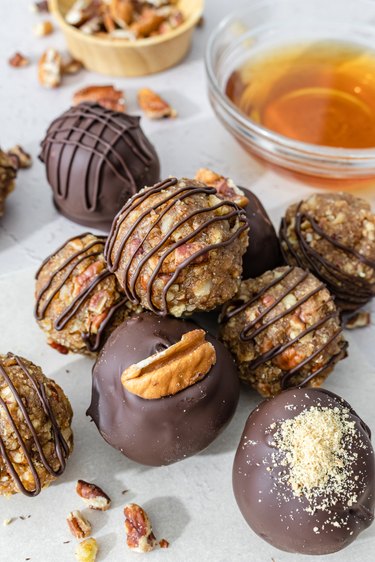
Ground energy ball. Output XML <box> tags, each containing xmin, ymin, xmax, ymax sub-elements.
<box><xmin>39</xmin><ymin>102</ymin><xmax>160</xmax><ymax>230</ymax></box>
<box><xmin>233</xmin><ymin>388</ymin><xmax>375</xmax><ymax>555</ymax></box>
<box><xmin>105</xmin><ymin>177</ymin><xmax>249</xmax><ymax>317</ymax></box>
<box><xmin>35</xmin><ymin>233</ymin><xmax>141</xmax><ymax>355</ymax></box>
<box><xmin>0</xmin><ymin>148</ymin><xmax>17</xmax><ymax>217</ymax></box>
<box><xmin>280</xmin><ymin>192</ymin><xmax>375</xmax><ymax>311</ymax></box>
<box><xmin>0</xmin><ymin>353</ymin><xmax>73</xmax><ymax>496</ymax></box>
<box><xmin>87</xmin><ymin>312</ymin><xmax>240</xmax><ymax>466</ymax></box>
<box><xmin>220</xmin><ymin>266</ymin><xmax>347</xmax><ymax>397</ymax></box>
<box><xmin>195</xmin><ymin>168</ymin><xmax>283</xmax><ymax>278</ymax></box>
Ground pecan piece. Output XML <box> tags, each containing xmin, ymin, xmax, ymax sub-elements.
<box><xmin>110</xmin><ymin>0</ymin><xmax>134</xmax><ymax>27</ymax></box>
<box><xmin>75</xmin><ymin>537</ymin><xmax>98</xmax><ymax>562</ymax></box>
<box><xmin>33</xmin><ymin>20</ymin><xmax>54</xmax><ymax>37</ymax></box>
<box><xmin>48</xmin><ymin>340</ymin><xmax>69</xmax><ymax>354</ymax></box>
<box><xmin>195</xmin><ymin>168</ymin><xmax>249</xmax><ymax>208</ymax></box>
<box><xmin>73</xmin><ymin>85</ymin><xmax>126</xmax><ymax>112</ymax></box>
<box><xmin>121</xmin><ymin>329</ymin><xmax>216</xmax><ymax>399</ymax></box>
<box><xmin>159</xmin><ymin>539</ymin><xmax>170</xmax><ymax>548</ymax></box>
<box><xmin>76</xmin><ymin>480</ymin><xmax>111</xmax><ymax>511</ymax></box>
<box><xmin>130</xmin><ymin>8</ymin><xmax>165</xmax><ymax>38</ymax></box>
<box><xmin>137</xmin><ymin>88</ymin><xmax>177</xmax><ymax>119</ymax></box>
<box><xmin>8</xmin><ymin>52</ymin><xmax>30</xmax><ymax>68</ymax></box>
<box><xmin>38</xmin><ymin>48</ymin><xmax>62</xmax><ymax>88</ymax></box>
<box><xmin>345</xmin><ymin>311</ymin><xmax>371</xmax><ymax>330</ymax></box>
<box><xmin>7</xmin><ymin>146</ymin><xmax>32</xmax><ymax>169</ymax></box>
<box><xmin>62</xmin><ymin>57</ymin><xmax>83</xmax><ymax>75</ymax></box>
<box><xmin>124</xmin><ymin>504</ymin><xmax>157</xmax><ymax>553</ymax></box>
<box><xmin>67</xmin><ymin>511</ymin><xmax>92</xmax><ymax>540</ymax></box>
<box><xmin>30</xmin><ymin>1</ymin><xmax>49</xmax><ymax>12</ymax></box>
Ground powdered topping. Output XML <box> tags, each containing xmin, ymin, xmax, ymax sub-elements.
<box><xmin>269</xmin><ymin>404</ymin><xmax>368</xmax><ymax>515</ymax></box>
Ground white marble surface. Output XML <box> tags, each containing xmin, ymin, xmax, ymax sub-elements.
<box><xmin>0</xmin><ymin>1</ymin><xmax>375</xmax><ymax>561</ymax></box>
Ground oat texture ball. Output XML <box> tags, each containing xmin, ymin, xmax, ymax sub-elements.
<box><xmin>105</xmin><ymin>177</ymin><xmax>249</xmax><ymax>317</ymax></box>
<box><xmin>280</xmin><ymin>192</ymin><xmax>375</xmax><ymax>311</ymax></box>
<box><xmin>220</xmin><ymin>266</ymin><xmax>348</xmax><ymax>397</ymax></box>
<box><xmin>35</xmin><ymin>233</ymin><xmax>141</xmax><ymax>355</ymax></box>
<box><xmin>0</xmin><ymin>148</ymin><xmax>17</xmax><ymax>217</ymax></box>
<box><xmin>0</xmin><ymin>354</ymin><xmax>73</xmax><ymax>496</ymax></box>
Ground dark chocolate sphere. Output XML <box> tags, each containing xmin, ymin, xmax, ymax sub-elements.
<box><xmin>87</xmin><ymin>312</ymin><xmax>240</xmax><ymax>466</ymax></box>
<box><xmin>39</xmin><ymin>103</ymin><xmax>160</xmax><ymax>230</ymax></box>
<box><xmin>233</xmin><ymin>388</ymin><xmax>375</xmax><ymax>555</ymax></box>
<box><xmin>242</xmin><ymin>188</ymin><xmax>283</xmax><ymax>279</ymax></box>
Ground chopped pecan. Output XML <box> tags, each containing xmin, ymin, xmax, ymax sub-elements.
<box><xmin>31</xmin><ymin>1</ymin><xmax>49</xmax><ymax>12</ymax></box>
<box><xmin>75</xmin><ymin>537</ymin><xmax>98</xmax><ymax>562</ymax></box>
<box><xmin>110</xmin><ymin>0</ymin><xmax>134</xmax><ymax>27</ymax></box>
<box><xmin>124</xmin><ymin>504</ymin><xmax>157</xmax><ymax>553</ymax></box>
<box><xmin>121</xmin><ymin>329</ymin><xmax>216</xmax><ymax>399</ymax></box>
<box><xmin>73</xmin><ymin>85</ymin><xmax>126</xmax><ymax>112</ymax></box>
<box><xmin>80</xmin><ymin>16</ymin><xmax>102</xmax><ymax>34</ymax></box>
<box><xmin>8</xmin><ymin>52</ymin><xmax>30</xmax><ymax>68</ymax></box>
<box><xmin>195</xmin><ymin>168</ymin><xmax>249</xmax><ymax>208</ymax></box>
<box><xmin>48</xmin><ymin>340</ymin><xmax>69</xmax><ymax>354</ymax></box>
<box><xmin>159</xmin><ymin>539</ymin><xmax>170</xmax><ymax>548</ymax></box>
<box><xmin>137</xmin><ymin>88</ymin><xmax>177</xmax><ymax>119</ymax></box>
<box><xmin>65</xmin><ymin>0</ymin><xmax>98</xmax><ymax>27</ymax></box>
<box><xmin>67</xmin><ymin>511</ymin><xmax>92</xmax><ymax>540</ymax></box>
<box><xmin>130</xmin><ymin>8</ymin><xmax>165</xmax><ymax>38</ymax></box>
<box><xmin>38</xmin><ymin>48</ymin><xmax>62</xmax><ymax>88</ymax></box>
<box><xmin>345</xmin><ymin>311</ymin><xmax>371</xmax><ymax>330</ymax></box>
<box><xmin>7</xmin><ymin>146</ymin><xmax>32</xmax><ymax>170</ymax></box>
<box><xmin>76</xmin><ymin>480</ymin><xmax>111</xmax><ymax>511</ymax></box>
<box><xmin>33</xmin><ymin>20</ymin><xmax>54</xmax><ymax>37</ymax></box>
<box><xmin>62</xmin><ymin>57</ymin><xmax>83</xmax><ymax>75</ymax></box>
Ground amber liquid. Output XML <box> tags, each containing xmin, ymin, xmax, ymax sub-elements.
<box><xmin>226</xmin><ymin>41</ymin><xmax>375</xmax><ymax>149</ymax></box>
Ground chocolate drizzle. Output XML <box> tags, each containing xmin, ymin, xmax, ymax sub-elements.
<box><xmin>221</xmin><ymin>267</ymin><xmax>345</xmax><ymax>389</ymax></box>
<box><xmin>280</xmin><ymin>202</ymin><xmax>375</xmax><ymax>309</ymax></box>
<box><xmin>35</xmin><ymin>234</ymin><xmax>127</xmax><ymax>352</ymax></box>
<box><xmin>0</xmin><ymin>354</ymin><xmax>69</xmax><ymax>496</ymax></box>
<box><xmin>105</xmin><ymin>178</ymin><xmax>249</xmax><ymax>315</ymax></box>
<box><xmin>39</xmin><ymin>103</ymin><xmax>160</xmax><ymax>230</ymax></box>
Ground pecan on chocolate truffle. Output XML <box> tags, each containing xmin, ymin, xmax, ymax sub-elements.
<box><xmin>39</xmin><ymin>103</ymin><xmax>160</xmax><ymax>230</ymax></box>
<box><xmin>220</xmin><ymin>266</ymin><xmax>347</xmax><ymax>397</ymax></box>
<box><xmin>0</xmin><ymin>354</ymin><xmax>73</xmax><ymax>496</ymax></box>
<box><xmin>105</xmin><ymin>177</ymin><xmax>249</xmax><ymax>317</ymax></box>
<box><xmin>233</xmin><ymin>388</ymin><xmax>375</xmax><ymax>555</ymax></box>
<box><xmin>280</xmin><ymin>192</ymin><xmax>375</xmax><ymax>311</ymax></box>
<box><xmin>0</xmin><ymin>148</ymin><xmax>17</xmax><ymax>217</ymax></box>
<box><xmin>35</xmin><ymin>233</ymin><xmax>141</xmax><ymax>355</ymax></box>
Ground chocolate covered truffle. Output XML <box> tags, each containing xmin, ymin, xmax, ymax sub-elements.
<box><xmin>233</xmin><ymin>388</ymin><xmax>375</xmax><ymax>554</ymax></box>
<box><xmin>35</xmin><ymin>233</ymin><xmax>141</xmax><ymax>355</ymax></box>
<box><xmin>87</xmin><ymin>312</ymin><xmax>240</xmax><ymax>466</ymax></box>
<box><xmin>195</xmin><ymin>168</ymin><xmax>282</xmax><ymax>278</ymax></box>
<box><xmin>220</xmin><ymin>266</ymin><xmax>347</xmax><ymax>397</ymax></box>
<box><xmin>0</xmin><ymin>148</ymin><xmax>17</xmax><ymax>217</ymax></box>
<box><xmin>105</xmin><ymin>177</ymin><xmax>249</xmax><ymax>317</ymax></box>
<box><xmin>0</xmin><ymin>353</ymin><xmax>73</xmax><ymax>496</ymax></box>
<box><xmin>280</xmin><ymin>192</ymin><xmax>375</xmax><ymax>311</ymax></box>
<box><xmin>39</xmin><ymin>102</ymin><xmax>160</xmax><ymax>230</ymax></box>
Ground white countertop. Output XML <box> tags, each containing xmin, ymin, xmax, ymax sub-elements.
<box><xmin>1</xmin><ymin>1</ymin><xmax>375</xmax><ymax>561</ymax></box>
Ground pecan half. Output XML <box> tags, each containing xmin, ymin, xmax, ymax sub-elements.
<box><xmin>38</xmin><ymin>48</ymin><xmax>62</xmax><ymax>88</ymax></box>
<box><xmin>121</xmin><ymin>329</ymin><xmax>216</xmax><ymax>399</ymax></box>
<box><xmin>67</xmin><ymin>511</ymin><xmax>92</xmax><ymax>539</ymax></box>
<box><xmin>75</xmin><ymin>537</ymin><xmax>98</xmax><ymax>562</ymax></box>
<box><xmin>124</xmin><ymin>504</ymin><xmax>157</xmax><ymax>553</ymax></box>
<box><xmin>8</xmin><ymin>52</ymin><xmax>30</xmax><ymax>68</ymax></box>
<box><xmin>195</xmin><ymin>168</ymin><xmax>249</xmax><ymax>208</ymax></box>
<box><xmin>73</xmin><ymin>85</ymin><xmax>126</xmax><ymax>112</ymax></box>
<box><xmin>137</xmin><ymin>88</ymin><xmax>177</xmax><ymax>119</ymax></box>
<box><xmin>76</xmin><ymin>480</ymin><xmax>111</xmax><ymax>511</ymax></box>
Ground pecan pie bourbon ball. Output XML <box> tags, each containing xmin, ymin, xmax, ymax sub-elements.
<box><xmin>35</xmin><ymin>233</ymin><xmax>141</xmax><ymax>355</ymax></box>
<box><xmin>233</xmin><ymin>388</ymin><xmax>375</xmax><ymax>554</ymax></box>
<box><xmin>0</xmin><ymin>354</ymin><xmax>73</xmax><ymax>496</ymax></box>
<box><xmin>105</xmin><ymin>177</ymin><xmax>249</xmax><ymax>317</ymax></box>
<box><xmin>280</xmin><ymin>192</ymin><xmax>375</xmax><ymax>311</ymax></box>
<box><xmin>220</xmin><ymin>266</ymin><xmax>347</xmax><ymax>397</ymax></box>
<box><xmin>39</xmin><ymin>103</ymin><xmax>160</xmax><ymax>230</ymax></box>
<box><xmin>87</xmin><ymin>313</ymin><xmax>240</xmax><ymax>466</ymax></box>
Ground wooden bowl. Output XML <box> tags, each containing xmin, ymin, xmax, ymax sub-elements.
<box><xmin>50</xmin><ymin>0</ymin><xmax>204</xmax><ymax>77</ymax></box>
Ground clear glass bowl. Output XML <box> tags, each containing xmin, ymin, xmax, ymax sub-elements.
<box><xmin>205</xmin><ymin>0</ymin><xmax>375</xmax><ymax>179</ymax></box>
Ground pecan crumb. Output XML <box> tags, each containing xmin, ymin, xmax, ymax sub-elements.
<box><xmin>137</xmin><ymin>88</ymin><xmax>177</xmax><ymax>120</ymax></box>
<box><xmin>121</xmin><ymin>489</ymin><xmax>129</xmax><ymax>495</ymax></box>
<box><xmin>345</xmin><ymin>311</ymin><xmax>371</xmax><ymax>330</ymax></box>
<box><xmin>124</xmin><ymin>503</ymin><xmax>157</xmax><ymax>553</ymax></box>
<box><xmin>67</xmin><ymin>510</ymin><xmax>92</xmax><ymax>540</ymax></box>
<box><xmin>9</xmin><ymin>52</ymin><xmax>30</xmax><ymax>68</ymax></box>
<box><xmin>76</xmin><ymin>480</ymin><xmax>111</xmax><ymax>511</ymax></box>
<box><xmin>3</xmin><ymin>518</ymin><xmax>14</xmax><ymax>526</ymax></box>
<box><xmin>73</xmin><ymin>85</ymin><xmax>126</xmax><ymax>112</ymax></box>
<box><xmin>159</xmin><ymin>538</ymin><xmax>170</xmax><ymax>548</ymax></box>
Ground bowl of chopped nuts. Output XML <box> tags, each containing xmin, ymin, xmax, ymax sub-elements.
<box><xmin>50</xmin><ymin>0</ymin><xmax>204</xmax><ymax>77</ymax></box>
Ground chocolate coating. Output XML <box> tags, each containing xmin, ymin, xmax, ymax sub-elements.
<box><xmin>233</xmin><ymin>388</ymin><xmax>375</xmax><ymax>555</ymax></box>
<box><xmin>241</xmin><ymin>188</ymin><xmax>283</xmax><ymax>278</ymax></box>
<box><xmin>39</xmin><ymin>103</ymin><xmax>160</xmax><ymax>230</ymax></box>
<box><xmin>87</xmin><ymin>313</ymin><xmax>240</xmax><ymax>466</ymax></box>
